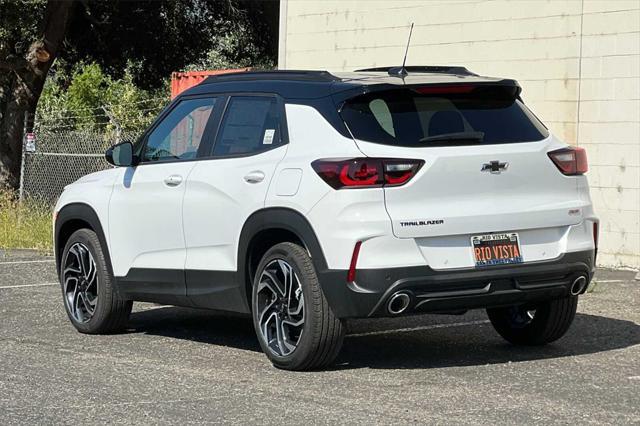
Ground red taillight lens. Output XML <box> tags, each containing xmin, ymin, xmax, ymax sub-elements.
<box><xmin>312</xmin><ymin>158</ymin><xmax>424</xmax><ymax>189</ymax></box>
<box><xmin>548</xmin><ymin>147</ymin><xmax>588</xmax><ymax>175</ymax></box>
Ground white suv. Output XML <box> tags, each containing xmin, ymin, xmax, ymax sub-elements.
<box><xmin>54</xmin><ymin>68</ymin><xmax>598</xmax><ymax>370</ymax></box>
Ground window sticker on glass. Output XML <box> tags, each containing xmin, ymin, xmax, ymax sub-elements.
<box><xmin>263</xmin><ymin>129</ymin><xmax>275</xmax><ymax>145</ymax></box>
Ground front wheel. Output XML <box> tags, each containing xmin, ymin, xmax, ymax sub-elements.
<box><xmin>252</xmin><ymin>242</ymin><xmax>344</xmax><ymax>370</ymax></box>
<box><xmin>60</xmin><ymin>229</ymin><xmax>132</xmax><ymax>334</ymax></box>
<box><xmin>487</xmin><ymin>296</ymin><xmax>578</xmax><ymax>345</ymax></box>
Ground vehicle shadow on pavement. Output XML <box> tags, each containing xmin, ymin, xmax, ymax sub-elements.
<box><xmin>127</xmin><ymin>306</ymin><xmax>261</xmax><ymax>352</ymax></box>
<box><xmin>338</xmin><ymin>313</ymin><xmax>640</xmax><ymax>370</ymax></box>
<box><xmin>126</xmin><ymin>308</ymin><xmax>640</xmax><ymax>369</ymax></box>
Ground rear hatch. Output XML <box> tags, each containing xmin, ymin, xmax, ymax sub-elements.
<box><xmin>339</xmin><ymin>83</ymin><xmax>588</xmax><ymax>268</ymax></box>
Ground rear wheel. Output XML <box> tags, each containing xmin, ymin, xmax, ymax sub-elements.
<box><xmin>60</xmin><ymin>229</ymin><xmax>132</xmax><ymax>334</ymax></box>
<box><xmin>252</xmin><ymin>242</ymin><xmax>344</xmax><ymax>370</ymax></box>
<box><xmin>487</xmin><ymin>296</ymin><xmax>578</xmax><ymax>345</ymax></box>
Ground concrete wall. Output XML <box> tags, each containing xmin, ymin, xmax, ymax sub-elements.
<box><xmin>280</xmin><ymin>0</ymin><xmax>640</xmax><ymax>269</ymax></box>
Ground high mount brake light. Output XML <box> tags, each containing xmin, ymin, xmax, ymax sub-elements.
<box><xmin>413</xmin><ymin>84</ymin><xmax>476</xmax><ymax>95</ymax></box>
<box><xmin>412</xmin><ymin>84</ymin><xmax>521</xmax><ymax>98</ymax></box>
<box><xmin>312</xmin><ymin>158</ymin><xmax>424</xmax><ymax>189</ymax></box>
<box><xmin>548</xmin><ymin>147</ymin><xmax>588</xmax><ymax>175</ymax></box>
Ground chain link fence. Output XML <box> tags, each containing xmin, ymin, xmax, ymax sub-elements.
<box><xmin>19</xmin><ymin>120</ymin><xmax>142</xmax><ymax>205</ymax></box>
<box><xmin>19</xmin><ymin>100</ymin><xmax>165</xmax><ymax>205</ymax></box>
<box><xmin>20</xmin><ymin>130</ymin><xmax>111</xmax><ymax>204</ymax></box>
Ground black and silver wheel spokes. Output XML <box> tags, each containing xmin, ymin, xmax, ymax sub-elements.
<box><xmin>256</xmin><ymin>259</ymin><xmax>305</xmax><ymax>357</ymax></box>
<box><xmin>63</xmin><ymin>243</ymin><xmax>98</xmax><ymax>323</ymax></box>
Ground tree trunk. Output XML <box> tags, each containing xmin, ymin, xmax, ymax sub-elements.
<box><xmin>0</xmin><ymin>0</ymin><xmax>75</xmax><ymax>191</ymax></box>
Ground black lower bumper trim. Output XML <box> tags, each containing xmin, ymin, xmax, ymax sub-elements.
<box><xmin>317</xmin><ymin>250</ymin><xmax>595</xmax><ymax>319</ymax></box>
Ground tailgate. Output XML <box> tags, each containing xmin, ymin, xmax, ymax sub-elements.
<box><xmin>357</xmin><ymin>138</ymin><xmax>585</xmax><ymax>239</ymax></box>
<box><xmin>338</xmin><ymin>83</ymin><xmax>587</xmax><ymax>241</ymax></box>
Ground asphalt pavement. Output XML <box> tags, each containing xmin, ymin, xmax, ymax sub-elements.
<box><xmin>0</xmin><ymin>250</ymin><xmax>638</xmax><ymax>424</ymax></box>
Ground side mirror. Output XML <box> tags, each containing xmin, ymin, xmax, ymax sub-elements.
<box><xmin>105</xmin><ymin>142</ymin><xmax>135</xmax><ymax>167</ymax></box>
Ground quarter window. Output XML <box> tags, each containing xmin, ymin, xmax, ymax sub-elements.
<box><xmin>143</xmin><ymin>97</ymin><xmax>216</xmax><ymax>162</ymax></box>
<box><xmin>213</xmin><ymin>96</ymin><xmax>283</xmax><ymax>156</ymax></box>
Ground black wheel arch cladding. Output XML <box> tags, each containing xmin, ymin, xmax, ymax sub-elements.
<box><xmin>238</xmin><ymin>207</ymin><xmax>329</xmax><ymax>307</ymax></box>
<box><xmin>55</xmin><ymin>203</ymin><xmax>112</xmax><ymax>277</ymax></box>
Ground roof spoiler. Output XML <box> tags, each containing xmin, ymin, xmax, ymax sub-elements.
<box><xmin>355</xmin><ymin>66</ymin><xmax>477</xmax><ymax>77</ymax></box>
<box><xmin>333</xmin><ymin>80</ymin><xmax>523</xmax><ymax>104</ymax></box>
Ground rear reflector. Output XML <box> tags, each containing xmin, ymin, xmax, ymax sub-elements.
<box><xmin>593</xmin><ymin>221</ymin><xmax>599</xmax><ymax>263</ymax></box>
<box><xmin>548</xmin><ymin>147</ymin><xmax>588</xmax><ymax>175</ymax></box>
<box><xmin>347</xmin><ymin>241</ymin><xmax>362</xmax><ymax>282</ymax></box>
<box><xmin>312</xmin><ymin>158</ymin><xmax>424</xmax><ymax>189</ymax></box>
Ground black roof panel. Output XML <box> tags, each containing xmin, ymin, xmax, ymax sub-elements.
<box><xmin>181</xmin><ymin>68</ymin><xmax>518</xmax><ymax>100</ymax></box>
<box><xmin>202</xmin><ymin>70</ymin><xmax>340</xmax><ymax>83</ymax></box>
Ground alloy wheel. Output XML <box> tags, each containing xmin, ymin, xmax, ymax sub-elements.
<box><xmin>256</xmin><ymin>259</ymin><xmax>305</xmax><ymax>357</ymax></box>
<box><xmin>63</xmin><ymin>242</ymin><xmax>98</xmax><ymax>323</ymax></box>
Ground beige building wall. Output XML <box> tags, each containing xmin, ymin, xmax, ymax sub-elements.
<box><xmin>280</xmin><ymin>0</ymin><xmax>640</xmax><ymax>269</ymax></box>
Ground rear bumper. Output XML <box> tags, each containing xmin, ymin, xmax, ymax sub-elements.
<box><xmin>316</xmin><ymin>249</ymin><xmax>595</xmax><ymax>318</ymax></box>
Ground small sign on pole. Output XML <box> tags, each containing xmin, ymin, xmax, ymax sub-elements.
<box><xmin>25</xmin><ymin>132</ymin><xmax>36</xmax><ymax>153</ymax></box>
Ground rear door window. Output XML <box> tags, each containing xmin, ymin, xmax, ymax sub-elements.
<box><xmin>213</xmin><ymin>96</ymin><xmax>284</xmax><ymax>157</ymax></box>
<box><xmin>340</xmin><ymin>86</ymin><xmax>549</xmax><ymax>146</ymax></box>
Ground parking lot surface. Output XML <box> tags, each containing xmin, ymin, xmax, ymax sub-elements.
<box><xmin>1</xmin><ymin>250</ymin><xmax>639</xmax><ymax>424</ymax></box>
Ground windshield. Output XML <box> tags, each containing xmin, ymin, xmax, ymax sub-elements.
<box><xmin>340</xmin><ymin>87</ymin><xmax>549</xmax><ymax>146</ymax></box>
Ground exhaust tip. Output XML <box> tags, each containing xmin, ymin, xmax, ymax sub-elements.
<box><xmin>387</xmin><ymin>292</ymin><xmax>411</xmax><ymax>315</ymax></box>
<box><xmin>570</xmin><ymin>275</ymin><xmax>587</xmax><ymax>296</ymax></box>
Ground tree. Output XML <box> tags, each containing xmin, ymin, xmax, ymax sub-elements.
<box><xmin>0</xmin><ymin>0</ymin><xmax>75</xmax><ymax>190</ymax></box>
<box><xmin>38</xmin><ymin>61</ymin><xmax>167</xmax><ymax>134</ymax></box>
<box><xmin>0</xmin><ymin>0</ymin><xmax>278</xmax><ymax>190</ymax></box>
<box><xmin>63</xmin><ymin>0</ymin><xmax>278</xmax><ymax>89</ymax></box>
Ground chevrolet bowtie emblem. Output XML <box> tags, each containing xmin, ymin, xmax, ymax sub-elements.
<box><xmin>481</xmin><ymin>161</ymin><xmax>509</xmax><ymax>174</ymax></box>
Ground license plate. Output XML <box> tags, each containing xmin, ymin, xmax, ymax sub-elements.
<box><xmin>471</xmin><ymin>232</ymin><xmax>523</xmax><ymax>267</ymax></box>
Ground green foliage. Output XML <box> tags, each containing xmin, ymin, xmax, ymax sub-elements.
<box><xmin>0</xmin><ymin>189</ymin><xmax>52</xmax><ymax>252</ymax></box>
<box><xmin>183</xmin><ymin>17</ymin><xmax>276</xmax><ymax>72</ymax></box>
<box><xmin>0</xmin><ymin>0</ymin><xmax>46</xmax><ymax>57</ymax></box>
<box><xmin>5</xmin><ymin>0</ymin><xmax>276</xmax><ymax>131</ymax></box>
<box><xmin>66</xmin><ymin>62</ymin><xmax>111</xmax><ymax>128</ymax></box>
<box><xmin>102</xmin><ymin>63</ymin><xmax>170</xmax><ymax>133</ymax></box>
<box><xmin>37</xmin><ymin>62</ymin><xmax>168</xmax><ymax>134</ymax></box>
<box><xmin>65</xmin><ymin>0</ymin><xmax>278</xmax><ymax>90</ymax></box>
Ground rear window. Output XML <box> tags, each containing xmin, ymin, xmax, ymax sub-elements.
<box><xmin>340</xmin><ymin>86</ymin><xmax>549</xmax><ymax>146</ymax></box>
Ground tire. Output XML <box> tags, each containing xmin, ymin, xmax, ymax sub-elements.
<box><xmin>252</xmin><ymin>242</ymin><xmax>345</xmax><ymax>370</ymax></box>
<box><xmin>60</xmin><ymin>228</ymin><xmax>132</xmax><ymax>334</ymax></box>
<box><xmin>487</xmin><ymin>296</ymin><xmax>578</xmax><ymax>346</ymax></box>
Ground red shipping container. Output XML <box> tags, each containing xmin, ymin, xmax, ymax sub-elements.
<box><xmin>170</xmin><ymin>68</ymin><xmax>251</xmax><ymax>99</ymax></box>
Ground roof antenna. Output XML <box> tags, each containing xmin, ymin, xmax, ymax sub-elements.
<box><xmin>389</xmin><ymin>23</ymin><xmax>414</xmax><ymax>78</ymax></box>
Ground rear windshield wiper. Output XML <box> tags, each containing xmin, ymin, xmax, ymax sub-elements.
<box><xmin>419</xmin><ymin>131</ymin><xmax>485</xmax><ymax>143</ymax></box>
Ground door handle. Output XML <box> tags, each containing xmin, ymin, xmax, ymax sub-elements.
<box><xmin>244</xmin><ymin>171</ymin><xmax>265</xmax><ymax>184</ymax></box>
<box><xmin>164</xmin><ymin>174</ymin><xmax>183</xmax><ymax>187</ymax></box>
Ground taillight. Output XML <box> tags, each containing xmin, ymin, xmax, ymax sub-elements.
<box><xmin>548</xmin><ymin>147</ymin><xmax>588</xmax><ymax>175</ymax></box>
<box><xmin>312</xmin><ymin>158</ymin><xmax>424</xmax><ymax>189</ymax></box>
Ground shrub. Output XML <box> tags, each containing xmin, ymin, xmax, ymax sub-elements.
<box><xmin>37</xmin><ymin>61</ymin><xmax>168</xmax><ymax>134</ymax></box>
